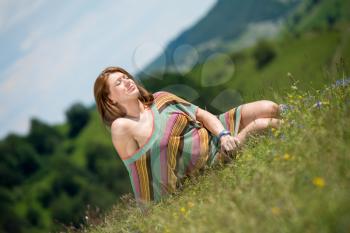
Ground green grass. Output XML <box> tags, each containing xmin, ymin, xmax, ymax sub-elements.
<box><xmin>76</xmin><ymin>79</ymin><xmax>350</xmax><ymax>233</ymax></box>
<box><xmin>60</xmin><ymin>25</ymin><xmax>349</xmax><ymax>233</ymax></box>
<box><xmin>185</xmin><ymin>26</ymin><xmax>350</xmax><ymax>106</ymax></box>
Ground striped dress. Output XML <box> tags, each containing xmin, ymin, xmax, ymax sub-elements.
<box><xmin>121</xmin><ymin>91</ymin><xmax>242</xmax><ymax>204</ymax></box>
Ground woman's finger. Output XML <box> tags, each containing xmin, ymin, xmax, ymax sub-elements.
<box><xmin>222</xmin><ymin>139</ymin><xmax>236</xmax><ymax>151</ymax></box>
<box><xmin>233</xmin><ymin>136</ymin><xmax>241</xmax><ymax>147</ymax></box>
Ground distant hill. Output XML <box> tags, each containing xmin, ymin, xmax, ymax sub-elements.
<box><xmin>140</xmin><ymin>0</ymin><xmax>301</xmax><ymax>76</ymax></box>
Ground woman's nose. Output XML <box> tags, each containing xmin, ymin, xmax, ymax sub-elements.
<box><xmin>124</xmin><ymin>79</ymin><xmax>132</xmax><ymax>87</ymax></box>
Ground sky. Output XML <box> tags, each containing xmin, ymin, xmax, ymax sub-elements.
<box><xmin>0</xmin><ymin>0</ymin><xmax>216</xmax><ymax>140</ymax></box>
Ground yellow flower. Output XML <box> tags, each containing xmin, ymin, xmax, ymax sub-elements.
<box><xmin>312</xmin><ymin>177</ymin><xmax>325</xmax><ymax>188</ymax></box>
<box><xmin>187</xmin><ymin>202</ymin><xmax>194</xmax><ymax>208</ymax></box>
<box><xmin>271</xmin><ymin>207</ymin><xmax>281</xmax><ymax>215</ymax></box>
<box><xmin>180</xmin><ymin>207</ymin><xmax>186</xmax><ymax>213</ymax></box>
<box><xmin>283</xmin><ymin>153</ymin><xmax>291</xmax><ymax>160</ymax></box>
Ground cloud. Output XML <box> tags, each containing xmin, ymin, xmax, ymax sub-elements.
<box><xmin>0</xmin><ymin>0</ymin><xmax>216</xmax><ymax>139</ymax></box>
<box><xmin>0</xmin><ymin>0</ymin><xmax>46</xmax><ymax>32</ymax></box>
<box><xmin>0</xmin><ymin>0</ymin><xmax>150</xmax><ymax>138</ymax></box>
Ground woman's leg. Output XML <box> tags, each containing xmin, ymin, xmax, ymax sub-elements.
<box><xmin>239</xmin><ymin>100</ymin><xmax>281</xmax><ymax>132</ymax></box>
<box><xmin>218</xmin><ymin>100</ymin><xmax>282</xmax><ymax>153</ymax></box>
<box><xmin>236</xmin><ymin>117</ymin><xmax>282</xmax><ymax>145</ymax></box>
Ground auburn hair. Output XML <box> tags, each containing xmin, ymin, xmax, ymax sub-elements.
<box><xmin>93</xmin><ymin>66</ymin><xmax>154</xmax><ymax>128</ymax></box>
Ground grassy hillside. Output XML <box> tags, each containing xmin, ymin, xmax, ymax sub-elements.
<box><xmin>285</xmin><ymin>0</ymin><xmax>350</xmax><ymax>34</ymax></box>
<box><xmin>68</xmin><ymin>13</ymin><xmax>350</xmax><ymax>232</ymax></box>
<box><xmin>79</xmin><ymin>78</ymin><xmax>350</xmax><ymax>233</ymax></box>
<box><xmin>140</xmin><ymin>25</ymin><xmax>350</xmax><ymax>116</ymax></box>
<box><xmin>2</xmin><ymin>1</ymin><xmax>350</xmax><ymax>233</ymax></box>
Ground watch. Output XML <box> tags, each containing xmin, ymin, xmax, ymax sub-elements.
<box><xmin>218</xmin><ymin>129</ymin><xmax>231</xmax><ymax>140</ymax></box>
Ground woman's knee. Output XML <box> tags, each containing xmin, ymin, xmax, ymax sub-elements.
<box><xmin>260</xmin><ymin>100</ymin><xmax>279</xmax><ymax>118</ymax></box>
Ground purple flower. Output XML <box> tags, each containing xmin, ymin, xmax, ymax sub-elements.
<box><xmin>332</xmin><ymin>77</ymin><xmax>350</xmax><ymax>88</ymax></box>
<box><xmin>279</xmin><ymin>104</ymin><xmax>294</xmax><ymax>115</ymax></box>
<box><xmin>314</xmin><ymin>101</ymin><xmax>322</xmax><ymax>109</ymax></box>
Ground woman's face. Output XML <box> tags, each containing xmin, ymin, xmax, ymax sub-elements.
<box><xmin>107</xmin><ymin>71</ymin><xmax>139</xmax><ymax>104</ymax></box>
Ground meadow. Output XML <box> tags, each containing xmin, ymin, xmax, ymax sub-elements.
<box><xmin>78</xmin><ymin>78</ymin><xmax>350</xmax><ymax>233</ymax></box>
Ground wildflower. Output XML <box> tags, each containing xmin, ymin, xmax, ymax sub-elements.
<box><xmin>180</xmin><ymin>207</ymin><xmax>186</xmax><ymax>214</ymax></box>
<box><xmin>271</xmin><ymin>207</ymin><xmax>281</xmax><ymax>215</ymax></box>
<box><xmin>314</xmin><ymin>101</ymin><xmax>322</xmax><ymax>109</ymax></box>
<box><xmin>187</xmin><ymin>202</ymin><xmax>195</xmax><ymax>208</ymax></box>
<box><xmin>332</xmin><ymin>77</ymin><xmax>350</xmax><ymax>88</ymax></box>
<box><xmin>313</xmin><ymin>100</ymin><xmax>330</xmax><ymax>109</ymax></box>
<box><xmin>312</xmin><ymin>177</ymin><xmax>325</xmax><ymax>188</ymax></box>
<box><xmin>283</xmin><ymin>153</ymin><xmax>291</xmax><ymax>160</ymax></box>
<box><xmin>278</xmin><ymin>104</ymin><xmax>293</xmax><ymax>116</ymax></box>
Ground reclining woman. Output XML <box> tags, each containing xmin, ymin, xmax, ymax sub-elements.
<box><xmin>93</xmin><ymin>66</ymin><xmax>283</xmax><ymax>204</ymax></box>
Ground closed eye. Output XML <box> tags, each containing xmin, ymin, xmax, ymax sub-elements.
<box><xmin>115</xmin><ymin>75</ymin><xmax>130</xmax><ymax>86</ymax></box>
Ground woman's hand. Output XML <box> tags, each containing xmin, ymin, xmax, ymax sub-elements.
<box><xmin>220</xmin><ymin>135</ymin><xmax>240</xmax><ymax>154</ymax></box>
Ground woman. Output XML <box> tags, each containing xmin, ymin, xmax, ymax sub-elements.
<box><xmin>94</xmin><ymin>66</ymin><xmax>282</xmax><ymax>204</ymax></box>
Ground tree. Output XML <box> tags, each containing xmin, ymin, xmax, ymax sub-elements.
<box><xmin>85</xmin><ymin>142</ymin><xmax>130</xmax><ymax>193</ymax></box>
<box><xmin>27</xmin><ymin>118</ymin><xmax>63</xmax><ymax>155</ymax></box>
<box><xmin>252</xmin><ymin>40</ymin><xmax>276</xmax><ymax>69</ymax></box>
<box><xmin>0</xmin><ymin>134</ymin><xmax>41</xmax><ymax>187</ymax></box>
<box><xmin>65</xmin><ymin>103</ymin><xmax>91</xmax><ymax>138</ymax></box>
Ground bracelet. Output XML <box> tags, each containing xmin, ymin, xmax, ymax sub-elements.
<box><xmin>217</xmin><ymin>129</ymin><xmax>231</xmax><ymax>140</ymax></box>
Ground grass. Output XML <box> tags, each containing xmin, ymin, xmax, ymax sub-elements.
<box><xmin>74</xmin><ymin>79</ymin><xmax>350</xmax><ymax>233</ymax></box>
<box><xmin>185</xmin><ymin>26</ymin><xmax>350</xmax><ymax>107</ymax></box>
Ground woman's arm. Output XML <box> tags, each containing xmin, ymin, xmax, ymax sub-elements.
<box><xmin>111</xmin><ymin>118</ymin><xmax>139</xmax><ymax>160</ymax></box>
<box><xmin>196</xmin><ymin>107</ymin><xmax>225</xmax><ymax>137</ymax></box>
<box><xmin>196</xmin><ymin>107</ymin><xmax>239</xmax><ymax>152</ymax></box>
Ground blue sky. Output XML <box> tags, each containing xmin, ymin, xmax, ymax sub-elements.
<box><xmin>0</xmin><ymin>0</ymin><xmax>216</xmax><ymax>139</ymax></box>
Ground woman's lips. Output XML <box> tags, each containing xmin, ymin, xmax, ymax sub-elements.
<box><xmin>127</xmin><ymin>85</ymin><xmax>135</xmax><ymax>92</ymax></box>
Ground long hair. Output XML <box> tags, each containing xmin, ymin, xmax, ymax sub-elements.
<box><xmin>93</xmin><ymin>66</ymin><xmax>154</xmax><ymax>129</ymax></box>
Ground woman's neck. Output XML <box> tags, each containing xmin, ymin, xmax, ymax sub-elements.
<box><xmin>121</xmin><ymin>99</ymin><xmax>147</xmax><ymax>119</ymax></box>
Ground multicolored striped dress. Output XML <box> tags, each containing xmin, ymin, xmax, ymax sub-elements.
<box><xmin>121</xmin><ymin>91</ymin><xmax>242</xmax><ymax>204</ymax></box>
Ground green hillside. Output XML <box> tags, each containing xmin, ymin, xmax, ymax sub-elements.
<box><xmin>1</xmin><ymin>1</ymin><xmax>350</xmax><ymax>233</ymax></box>
<box><xmin>81</xmin><ymin>11</ymin><xmax>350</xmax><ymax>233</ymax></box>
<box><xmin>140</xmin><ymin>26</ymin><xmax>350</xmax><ymax>117</ymax></box>
<box><xmin>285</xmin><ymin>0</ymin><xmax>350</xmax><ymax>34</ymax></box>
<box><xmin>83</xmin><ymin>78</ymin><xmax>350</xmax><ymax>233</ymax></box>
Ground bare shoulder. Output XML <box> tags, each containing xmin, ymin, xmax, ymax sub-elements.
<box><xmin>111</xmin><ymin>117</ymin><xmax>131</xmax><ymax>135</ymax></box>
<box><xmin>110</xmin><ymin>118</ymin><xmax>139</xmax><ymax>160</ymax></box>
